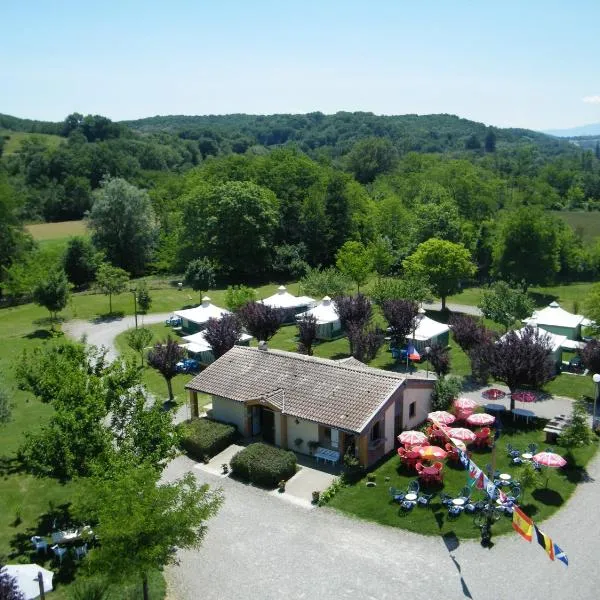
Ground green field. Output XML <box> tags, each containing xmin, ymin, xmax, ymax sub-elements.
<box><xmin>553</xmin><ymin>210</ymin><xmax>600</xmax><ymax>244</ymax></box>
<box><xmin>0</xmin><ymin>129</ymin><xmax>63</xmax><ymax>155</ymax></box>
<box><xmin>26</xmin><ymin>220</ymin><xmax>88</xmax><ymax>241</ymax></box>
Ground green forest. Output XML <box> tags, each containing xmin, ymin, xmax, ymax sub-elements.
<box><xmin>3</xmin><ymin>110</ymin><xmax>600</xmax><ymax>297</ymax></box>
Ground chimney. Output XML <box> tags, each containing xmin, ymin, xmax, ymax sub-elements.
<box><xmin>258</xmin><ymin>340</ymin><xmax>268</xmax><ymax>351</ymax></box>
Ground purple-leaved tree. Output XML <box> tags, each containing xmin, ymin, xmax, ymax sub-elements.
<box><xmin>204</xmin><ymin>314</ymin><xmax>243</xmax><ymax>359</ymax></box>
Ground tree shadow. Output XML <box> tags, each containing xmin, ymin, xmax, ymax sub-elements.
<box><xmin>519</xmin><ymin>503</ymin><xmax>539</xmax><ymax>517</ymax></box>
<box><xmin>23</xmin><ymin>329</ymin><xmax>55</xmax><ymax>340</ymax></box>
<box><xmin>532</xmin><ymin>488</ymin><xmax>564</xmax><ymax>506</ymax></box>
<box><xmin>529</xmin><ymin>291</ymin><xmax>557</xmax><ymax>307</ymax></box>
<box><xmin>91</xmin><ymin>312</ymin><xmax>125</xmax><ymax>324</ymax></box>
<box><xmin>0</xmin><ymin>456</ymin><xmax>27</xmax><ymax>477</ymax></box>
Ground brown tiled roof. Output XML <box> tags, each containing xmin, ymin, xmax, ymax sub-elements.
<box><xmin>186</xmin><ymin>346</ymin><xmax>405</xmax><ymax>433</ymax></box>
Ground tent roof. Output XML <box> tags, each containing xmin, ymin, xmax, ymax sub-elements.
<box><xmin>296</xmin><ymin>296</ymin><xmax>340</xmax><ymax>324</ymax></box>
<box><xmin>407</xmin><ymin>314</ymin><xmax>450</xmax><ymax>342</ymax></box>
<box><xmin>2</xmin><ymin>564</ymin><xmax>54</xmax><ymax>600</ymax></box>
<box><xmin>524</xmin><ymin>301</ymin><xmax>589</xmax><ymax>329</ymax></box>
<box><xmin>261</xmin><ymin>286</ymin><xmax>315</xmax><ymax>309</ymax></box>
<box><xmin>182</xmin><ymin>331</ymin><xmax>252</xmax><ymax>353</ymax></box>
<box><xmin>174</xmin><ymin>297</ymin><xmax>230</xmax><ymax>325</ymax></box>
<box><xmin>504</xmin><ymin>326</ymin><xmax>567</xmax><ymax>352</ymax></box>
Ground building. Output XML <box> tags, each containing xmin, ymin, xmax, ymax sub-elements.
<box><xmin>174</xmin><ymin>296</ymin><xmax>230</xmax><ymax>334</ymax></box>
<box><xmin>295</xmin><ymin>296</ymin><xmax>342</xmax><ymax>340</ymax></box>
<box><xmin>405</xmin><ymin>310</ymin><xmax>450</xmax><ymax>351</ymax></box>
<box><xmin>523</xmin><ymin>301</ymin><xmax>592</xmax><ymax>349</ymax></box>
<box><xmin>260</xmin><ymin>285</ymin><xmax>316</xmax><ymax>323</ymax></box>
<box><xmin>185</xmin><ymin>345</ymin><xmax>434</xmax><ymax>467</ymax></box>
<box><xmin>180</xmin><ymin>330</ymin><xmax>253</xmax><ymax>366</ymax></box>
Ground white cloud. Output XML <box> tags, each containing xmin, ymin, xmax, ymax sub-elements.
<box><xmin>583</xmin><ymin>96</ymin><xmax>600</xmax><ymax>104</ymax></box>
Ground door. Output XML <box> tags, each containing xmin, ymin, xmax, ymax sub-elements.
<box><xmin>261</xmin><ymin>409</ymin><xmax>275</xmax><ymax>444</ymax></box>
<box><xmin>251</xmin><ymin>406</ymin><xmax>261</xmax><ymax>435</ymax></box>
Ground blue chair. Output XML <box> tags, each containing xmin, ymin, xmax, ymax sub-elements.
<box><xmin>407</xmin><ymin>480</ymin><xmax>420</xmax><ymax>494</ymax></box>
<box><xmin>388</xmin><ymin>487</ymin><xmax>405</xmax><ymax>503</ymax></box>
<box><xmin>51</xmin><ymin>544</ymin><xmax>67</xmax><ymax>564</ymax></box>
<box><xmin>400</xmin><ymin>500</ymin><xmax>415</xmax><ymax>514</ymax></box>
<box><xmin>528</xmin><ymin>443</ymin><xmax>538</xmax><ymax>455</ymax></box>
<box><xmin>439</xmin><ymin>493</ymin><xmax>453</xmax><ymax>507</ymax></box>
<box><xmin>74</xmin><ymin>543</ymin><xmax>88</xmax><ymax>560</ymax></box>
<box><xmin>511</xmin><ymin>456</ymin><xmax>523</xmax><ymax>465</ymax></box>
<box><xmin>30</xmin><ymin>536</ymin><xmax>47</xmax><ymax>553</ymax></box>
<box><xmin>532</xmin><ymin>461</ymin><xmax>542</xmax><ymax>471</ymax></box>
<box><xmin>417</xmin><ymin>492</ymin><xmax>434</xmax><ymax>507</ymax></box>
<box><xmin>447</xmin><ymin>505</ymin><xmax>463</xmax><ymax>519</ymax></box>
<box><xmin>458</xmin><ymin>486</ymin><xmax>471</xmax><ymax>502</ymax></box>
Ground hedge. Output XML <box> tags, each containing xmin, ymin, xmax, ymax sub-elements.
<box><xmin>230</xmin><ymin>443</ymin><xmax>297</xmax><ymax>488</ymax></box>
<box><xmin>178</xmin><ymin>418</ymin><xmax>238</xmax><ymax>461</ymax></box>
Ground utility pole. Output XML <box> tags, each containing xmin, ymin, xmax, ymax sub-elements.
<box><xmin>132</xmin><ymin>289</ymin><xmax>138</xmax><ymax>329</ymax></box>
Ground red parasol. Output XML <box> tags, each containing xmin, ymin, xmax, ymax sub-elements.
<box><xmin>533</xmin><ymin>451</ymin><xmax>566</xmax><ymax>468</ymax></box>
<box><xmin>482</xmin><ymin>388</ymin><xmax>506</xmax><ymax>400</ymax></box>
<box><xmin>445</xmin><ymin>427</ymin><xmax>477</xmax><ymax>442</ymax></box>
<box><xmin>511</xmin><ymin>391</ymin><xmax>537</xmax><ymax>403</ymax></box>
<box><xmin>454</xmin><ymin>397</ymin><xmax>478</xmax><ymax>411</ymax></box>
<box><xmin>427</xmin><ymin>411</ymin><xmax>456</xmax><ymax>425</ymax></box>
<box><xmin>398</xmin><ymin>430</ymin><xmax>428</xmax><ymax>446</ymax></box>
<box><xmin>466</xmin><ymin>413</ymin><xmax>496</xmax><ymax>426</ymax></box>
<box><xmin>418</xmin><ymin>445</ymin><xmax>448</xmax><ymax>460</ymax></box>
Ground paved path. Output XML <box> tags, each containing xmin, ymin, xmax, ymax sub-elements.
<box><xmin>422</xmin><ymin>301</ymin><xmax>482</xmax><ymax>316</ymax></box>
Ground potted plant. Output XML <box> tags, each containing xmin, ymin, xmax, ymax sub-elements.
<box><xmin>278</xmin><ymin>479</ymin><xmax>286</xmax><ymax>493</ymax></box>
<box><xmin>294</xmin><ymin>437</ymin><xmax>303</xmax><ymax>449</ymax></box>
<box><xmin>221</xmin><ymin>463</ymin><xmax>229</xmax><ymax>475</ymax></box>
<box><xmin>307</xmin><ymin>441</ymin><xmax>319</xmax><ymax>455</ymax></box>
<box><xmin>366</xmin><ymin>473</ymin><xmax>376</xmax><ymax>487</ymax></box>
<box><xmin>312</xmin><ymin>491</ymin><xmax>320</xmax><ymax>504</ymax></box>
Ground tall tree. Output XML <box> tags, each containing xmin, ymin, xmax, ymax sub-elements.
<box><xmin>581</xmin><ymin>340</ymin><xmax>600</xmax><ymax>374</ymax></box>
<box><xmin>370</xmin><ymin>277</ymin><xmax>432</xmax><ymax>307</ymax></box>
<box><xmin>335</xmin><ymin>241</ymin><xmax>373</xmax><ymax>292</ymax></box>
<box><xmin>147</xmin><ymin>337</ymin><xmax>185</xmax><ymax>402</ymax></box>
<box><xmin>368</xmin><ymin>236</ymin><xmax>395</xmax><ymax>278</ymax></box>
<box><xmin>299</xmin><ymin>267</ymin><xmax>351</xmax><ymax>298</ymax></box>
<box><xmin>135</xmin><ymin>281</ymin><xmax>152</xmax><ymax>313</ymax></box>
<box><xmin>484</xmin><ymin>129</ymin><xmax>497</xmax><ymax>153</ymax></box>
<box><xmin>126</xmin><ymin>327</ymin><xmax>153</xmax><ymax>367</ymax></box>
<box><xmin>224</xmin><ymin>285</ymin><xmax>257</xmax><ymax>312</ymax></box>
<box><xmin>427</xmin><ymin>343</ymin><xmax>451</xmax><ymax>378</ymax></box>
<box><xmin>403</xmin><ymin>239</ymin><xmax>476</xmax><ymax>310</ymax></box>
<box><xmin>477</xmin><ymin>281</ymin><xmax>535</xmax><ymax>332</ymax></box>
<box><xmin>73</xmin><ymin>464</ymin><xmax>222</xmax><ymax>600</ymax></box>
<box><xmin>63</xmin><ymin>236</ymin><xmax>99</xmax><ymax>287</ymax></box>
<box><xmin>323</xmin><ymin>172</ymin><xmax>352</xmax><ymax>258</ymax></box>
<box><xmin>203</xmin><ymin>314</ymin><xmax>243</xmax><ymax>359</ymax></box>
<box><xmin>95</xmin><ymin>262</ymin><xmax>129</xmax><ymax>314</ymax></box>
<box><xmin>449</xmin><ymin>314</ymin><xmax>494</xmax><ymax>354</ymax></box>
<box><xmin>184</xmin><ymin>257</ymin><xmax>217</xmax><ymax>302</ymax></box>
<box><xmin>334</xmin><ymin>294</ymin><xmax>373</xmax><ymax>355</ymax></box>
<box><xmin>381</xmin><ymin>299</ymin><xmax>419</xmax><ymax>349</ymax></box>
<box><xmin>487</xmin><ymin>326</ymin><xmax>554</xmax><ymax>411</ymax></box>
<box><xmin>297</xmin><ymin>314</ymin><xmax>318</xmax><ymax>356</ymax></box>
<box><xmin>347</xmin><ymin>324</ymin><xmax>385</xmax><ymax>362</ymax></box>
<box><xmin>238</xmin><ymin>302</ymin><xmax>281</xmax><ymax>342</ymax></box>
<box><xmin>33</xmin><ymin>268</ymin><xmax>70</xmax><ymax>330</ymax></box>
<box><xmin>88</xmin><ymin>178</ymin><xmax>158</xmax><ymax>276</ymax></box>
<box><xmin>346</xmin><ymin>137</ymin><xmax>397</xmax><ymax>184</ymax></box>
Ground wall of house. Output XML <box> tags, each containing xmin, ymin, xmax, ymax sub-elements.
<box><xmin>286</xmin><ymin>417</ymin><xmax>319</xmax><ymax>455</ymax></box>
<box><xmin>211</xmin><ymin>396</ymin><xmax>247</xmax><ymax>434</ymax></box>
<box><xmin>541</xmin><ymin>324</ymin><xmax>577</xmax><ymax>340</ymax></box>
<box><xmin>384</xmin><ymin>403</ymin><xmax>395</xmax><ymax>454</ymax></box>
<box><xmin>402</xmin><ymin>381</ymin><xmax>434</xmax><ymax>430</ymax></box>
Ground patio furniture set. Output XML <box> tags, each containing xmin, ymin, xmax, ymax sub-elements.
<box><xmin>388</xmin><ymin>480</ymin><xmax>435</xmax><ymax>514</ymax></box>
<box><xmin>30</xmin><ymin>526</ymin><xmax>93</xmax><ymax>565</ymax></box>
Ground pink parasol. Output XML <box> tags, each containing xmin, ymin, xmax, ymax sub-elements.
<box><xmin>427</xmin><ymin>411</ymin><xmax>456</xmax><ymax>425</ymax></box>
<box><xmin>482</xmin><ymin>388</ymin><xmax>506</xmax><ymax>400</ymax></box>
<box><xmin>533</xmin><ymin>451</ymin><xmax>567</xmax><ymax>468</ymax></box>
<box><xmin>398</xmin><ymin>430</ymin><xmax>428</xmax><ymax>446</ymax></box>
<box><xmin>466</xmin><ymin>413</ymin><xmax>496</xmax><ymax>426</ymax></box>
<box><xmin>454</xmin><ymin>397</ymin><xmax>478</xmax><ymax>411</ymax></box>
<box><xmin>418</xmin><ymin>445</ymin><xmax>448</xmax><ymax>460</ymax></box>
<box><xmin>511</xmin><ymin>391</ymin><xmax>537</xmax><ymax>403</ymax></box>
<box><xmin>445</xmin><ymin>427</ymin><xmax>477</xmax><ymax>442</ymax></box>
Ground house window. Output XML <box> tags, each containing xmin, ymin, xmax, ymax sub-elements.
<box><xmin>370</xmin><ymin>421</ymin><xmax>381</xmax><ymax>442</ymax></box>
<box><xmin>409</xmin><ymin>401</ymin><xmax>416</xmax><ymax>419</ymax></box>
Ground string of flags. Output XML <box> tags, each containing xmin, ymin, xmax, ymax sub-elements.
<box><xmin>431</xmin><ymin>421</ymin><xmax>569</xmax><ymax>567</ymax></box>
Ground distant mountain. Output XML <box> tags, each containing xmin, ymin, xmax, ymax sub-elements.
<box><xmin>543</xmin><ymin>123</ymin><xmax>600</xmax><ymax>137</ymax></box>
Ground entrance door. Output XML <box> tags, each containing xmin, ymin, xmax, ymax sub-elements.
<box><xmin>251</xmin><ymin>406</ymin><xmax>261</xmax><ymax>435</ymax></box>
<box><xmin>261</xmin><ymin>409</ymin><xmax>275</xmax><ymax>444</ymax></box>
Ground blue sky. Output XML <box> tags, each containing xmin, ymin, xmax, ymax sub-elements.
<box><xmin>2</xmin><ymin>0</ymin><xmax>600</xmax><ymax>129</ymax></box>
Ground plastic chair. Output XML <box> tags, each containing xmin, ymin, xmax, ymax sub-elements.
<box><xmin>511</xmin><ymin>456</ymin><xmax>523</xmax><ymax>465</ymax></box>
<box><xmin>432</xmin><ymin>461</ymin><xmax>444</xmax><ymax>472</ymax></box>
<box><xmin>51</xmin><ymin>544</ymin><xmax>67</xmax><ymax>564</ymax></box>
<box><xmin>415</xmin><ymin>462</ymin><xmax>424</xmax><ymax>474</ymax></box>
<box><xmin>439</xmin><ymin>492</ymin><xmax>453</xmax><ymax>507</ymax></box>
<box><xmin>74</xmin><ymin>543</ymin><xmax>88</xmax><ymax>560</ymax></box>
<box><xmin>388</xmin><ymin>487</ymin><xmax>405</xmax><ymax>503</ymax></box>
<box><xmin>400</xmin><ymin>500</ymin><xmax>415</xmax><ymax>513</ymax></box>
<box><xmin>407</xmin><ymin>480</ymin><xmax>420</xmax><ymax>494</ymax></box>
<box><xmin>528</xmin><ymin>443</ymin><xmax>538</xmax><ymax>455</ymax></box>
<box><xmin>30</xmin><ymin>536</ymin><xmax>48</xmax><ymax>553</ymax></box>
<box><xmin>447</xmin><ymin>505</ymin><xmax>463</xmax><ymax>519</ymax></box>
<box><xmin>459</xmin><ymin>486</ymin><xmax>471</xmax><ymax>501</ymax></box>
<box><xmin>417</xmin><ymin>492</ymin><xmax>434</xmax><ymax>507</ymax></box>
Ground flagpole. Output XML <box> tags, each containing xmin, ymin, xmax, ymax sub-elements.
<box><xmin>481</xmin><ymin>441</ymin><xmax>497</xmax><ymax>546</ymax></box>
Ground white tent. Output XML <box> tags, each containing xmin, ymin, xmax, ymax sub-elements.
<box><xmin>1</xmin><ymin>564</ymin><xmax>54</xmax><ymax>599</ymax></box>
<box><xmin>181</xmin><ymin>330</ymin><xmax>252</xmax><ymax>365</ymax></box>
<box><xmin>406</xmin><ymin>311</ymin><xmax>450</xmax><ymax>350</ymax></box>
<box><xmin>524</xmin><ymin>301</ymin><xmax>592</xmax><ymax>344</ymax></box>
<box><xmin>296</xmin><ymin>296</ymin><xmax>342</xmax><ymax>339</ymax></box>
<box><xmin>261</xmin><ymin>286</ymin><xmax>315</xmax><ymax>322</ymax></box>
<box><xmin>174</xmin><ymin>297</ymin><xmax>230</xmax><ymax>333</ymax></box>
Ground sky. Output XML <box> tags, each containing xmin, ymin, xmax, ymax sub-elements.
<box><xmin>2</xmin><ymin>0</ymin><xmax>600</xmax><ymax>130</ymax></box>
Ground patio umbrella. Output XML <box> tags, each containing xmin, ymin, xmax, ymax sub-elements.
<box><xmin>466</xmin><ymin>413</ymin><xmax>496</xmax><ymax>426</ymax></box>
<box><xmin>482</xmin><ymin>388</ymin><xmax>506</xmax><ymax>400</ymax></box>
<box><xmin>398</xmin><ymin>430</ymin><xmax>428</xmax><ymax>446</ymax></box>
<box><xmin>511</xmin><ymin>391</ymin><xmax>537</xmax><ymax>404</ymax></box>
<box><xmin>453</xmin><ymin>397</ymin><xmax>478</xmax><ymax>411</ymax></box>
<box><xmin>418</xmin><ymin>445</ymin><xmax>448</xmax><ymax>460</ymax></box>
<box><xmin>1</xmin><ymin>564</ymin><xmax>54</xmax><ymax>599</ymax></box>
<box><xmin>446</xmin><ymin>427</ymin><xmax>477</xmax><ymax>443</ymax></box>
<box><xmin>449</xmin><ymin>438</ymin><xmax>467</xmax><ymax>451</ymax></box>
<box><xmin>533</xmin><ymin>451</ymin><xmax>567</xmax><ymax>468</ymax></box>
<box><xmin>427</xmin><ymin>411</ymin><xmax>456</xmax><ymax>425</ymax></box>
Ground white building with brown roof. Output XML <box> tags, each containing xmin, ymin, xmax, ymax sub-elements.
<box><xmin>185</xmin><ymin>345</ymin><xmax>434</xmax><ymax>467</ymax></box>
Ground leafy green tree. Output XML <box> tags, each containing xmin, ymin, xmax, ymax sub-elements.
<box><xmin>184</xmin><ymin>257</ymin><xmax>216</xmax><ymax>302</ymax></box>
<box><xmin>560</xmin><ymin>397</ymin><xmax>593</xmax><ymax>449</ymax></box>
<box><xmin>96</xmin><ymin>263</ymin><xmax>129</xmax><ymax>314</ymax></box>
<box><xmin>403</xmin><ymin>239</ymin><xmax>476</xmax><ymax>310</ymax></box>
<box><xmin>0</xmin><ymin>388</ymin><xmax>12</xmax><ymax>425</ymax></box>
<box><xmin>127</xmin><ymin>327</ymin><xmax>153</xmax><ymax>366</ymax></box>
<box><xmin>88</xmin><ymin>178</ymin><xmax>158</xmax><ymax>276</ymax></box>
<box><xmin>147</xmin><ymin>337</ymin><xmax>185</xmax><ymax>402</ymax></box>
<box><xmin>492</xmin><ymin>208</ymin><xmax>561</xmax><ymax>288</ymax></box>
<box><xmin>299</xmin><ymin>267</ymin><xmax>351</xmax><ymax>298</ymax></box>
<box><xmin>484</xmin><ymin>129</ymin><xmax>497</xmax><ymax>152</ymax></box>
<box><xmin>368</xmin><ymin>236</ymin><xmax>395</xmax><ymax>278</ymax></box>
<box><xmin>430</xmin><ymin>376</ymin><xmax>462</xmax><ymax>411</ymax></box>
<box><xmin>518</xmin><ymin>462</ymin><xmax>541</xmax><ymax>505</ymax></box>
<box><xmin>370</xmin><ymin>277</ymin><xmax>432</xmax><ymax>307</ymax></box>
<box><xmin>73</xmin><ymin>464</ymin><xmax>223</xmax><ymax>600</ymax></box>
<box><xmin>465</xmin><ymin>134</ymin><xmax>481</xmax><ymax>150</ymax></box>
<box><xmin>323</xmin><ymin>172</ymin><xmax>352</xmax><ymax>258</ymax></box>
<box><xmin>63</xmin><ymin>236</ymin><xmax>100</xmax><ymax>287</ymax></box>
<box><xmin>33</xmin><ymin>268</ymin><xmax>70</xmax><ymax>330</ymax></box>
<box><xmin>477</xmin><ymin>281</ymin><xmax>535</xmax><ymax>332</ymax></box>
<box><xmin>135</xmin><ymin>281</ymin><xmax>152</xmax><ymax>313</ymax></box>
<box><xmin>584</xmin><ymin>284</ymin><xmax>600</xmax><ymax>336</ymax></box>
<box><xmin>224</xmin><ymin>285</ymin><xmax>257</xmax><ymax>312</ymax></box>
<box><xmin>346</xmin><ymin>137</ymin><xmax>397</xmax><ymax>184</ymax></box>
<box><xmin>272</xmin><ymin>243</ymin><xmax>309</xmax><ymax>279</ymax></box>
<box><xmin>335</xmin><ymin>241</ymin><xmax>373</xmax><ymax>292</ymax></box>
<box><xmin>411</xmin><ymin>183</ymin><xmax>462</xmax><ymax>246</ymax></box>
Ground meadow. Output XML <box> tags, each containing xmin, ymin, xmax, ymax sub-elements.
<box><xmin>0</xmin><ymin>129</ymin><xmax>63</xmax><ymax>156</ymax></box>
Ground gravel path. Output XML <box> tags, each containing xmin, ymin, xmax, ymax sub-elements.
<box><xmin>422</xmin><ymin>301</ymin><xmax>482</xmax><ymax>316</ymax></box>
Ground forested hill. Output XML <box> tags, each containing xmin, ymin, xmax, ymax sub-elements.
<box><xmin>122</xmin><ymin>111</ymin><xmax>572</xmax><ymax>157</ymax></box>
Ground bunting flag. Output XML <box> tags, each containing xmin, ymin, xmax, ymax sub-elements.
<box><xmin>467</xmin><ymin>462</ymin><xmax>482</xmax><ymax>488</ymax></box>
<box><xmin>512</xmin><ymin>507</ymin><xmax>533</xmax><ymax>541</ymax></box>
<box><xmin>485</xmin><ymin>479</ymin><xmax>498</xmax><ymax>499</ymax></box>
<box><xmin>475</xmin><ymin>471</ymin><xmax>485</xmax><ymax>490</ymax></box>
<box><xmin>458</xmin><ymin>449</ymin><xmax>470</xmax><ymax>469</ymax></box>
<box><xmin>553</xmin><ymin>543</ymin><xmax>569</xmax><ymax>567</ymax></box>
<box><xmin>534</xmin><ymin>525</ymin><xmax>555</xmax><ymax>560</ymax></box>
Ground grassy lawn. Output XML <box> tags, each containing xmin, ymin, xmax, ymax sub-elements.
<box><xmin>328</xmin><ymin>414</ymin><xmax>598</xmax><ymax>539</ymax></box>
<box><xmin>552</xmin><ymin>210</ymin><xmax>600</xmax><ymax>244</ymax></box>
<box><xmin>26</xmin><ymin>220</ymin><xmax>88</xmax><ymax>240</ymax></box>
<box><xmin>0</xmin><ymin>129</ymin><xmax>63</xmax><ymax>156</ymax></box>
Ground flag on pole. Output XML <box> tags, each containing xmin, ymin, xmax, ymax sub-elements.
<box><xmin>553</xmin><ymin>543</ymin><xmax>568</xmax><ymax>567</ymax></box>
<box><xmin>467</xmin><ymin>462</ymin><xmax>482</xmax><ymax>487</ymax></box>
<box><xmin>512</xmin><ymin>507</ymin><xmax>533</xmax><ymax>542</ymax></box>
<box><xmin>534</xmin><ymin>525</ymin><xmax>555</xmax><ymax>560</ymax></box>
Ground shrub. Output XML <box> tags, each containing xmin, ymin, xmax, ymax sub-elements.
<box><xmin>230</xmin><ymin>443</ymin><xmax>297</xmax><ymax>488</ymax></box>
<box><xmin>431</xmin><ymin>376</ymin><xmax>462</xmax><ymax>410</ymax></box>
<box><xmin>178</xmin><ymin>418</ymin><xmax>238</xmax><ymax>461</ymax></box>
<box><xmin>317</xmin><ymin>477</ymin><xmax>344</xmax><ymax>506</ymax></box>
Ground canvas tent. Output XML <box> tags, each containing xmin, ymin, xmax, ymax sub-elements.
<box><xmin>174</xmin><ymin>297</ymin><xmax>230</xmax><ymax>334</ymax></box>
<box><xmin>261</xmin><ymin>285</ymin><xmax>315</xmax><ymax>322</ymax></box>
<box><xmin>296</xmin><ymin>296</ymin><xmax>342</xmax><ymax>339</ymax></box>
<box><xmin>406</xmin><ymin>310</ymin><xmax>450</xmax><ymax>351</ymax></box>
<box><xmin>181</xmin><ymin>330</ymin><xmax>252</xmax><ymax>366</ymax></box>
<box><xmin>1</xmin><ymin>564</ymin><xmax>54</xmax><ymax>599</ymax></box>
<box><xmin>523</xmin><ymin>301</ymin><xmax>592</xmax><ymax>348</ymax></box>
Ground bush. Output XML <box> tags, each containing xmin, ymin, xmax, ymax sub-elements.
<box><xmin>230</xmin><ymin>443</ymin><xmax>297</xmax><ymax>488</ymax></box>
<box><xmin>318</xmin><ymin>477</ymin><xmax>344</xmax><ymax>506</ymax></box>
<box><xmin>431</xmin><ymin>376</ymin><xmax>462</xmax><ymax>411</ymax></box>
<box><xmin>178</xmin><ymin>418</ymin><xmax>238</xmax><ymax>461</ymax></box>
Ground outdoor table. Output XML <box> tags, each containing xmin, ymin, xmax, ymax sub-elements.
<box><xmin>511</xmin><ymin>408</ymin><xmax>535</xmax><ymax>424</ymax></box>
<box><xmin>452</xmin><ymin>498</ymin><xmax>465</xmax><ymax>507</ymax></box>
<box><xmin>405</xmin><ymin>492</ymin><xmax>418</xmax><ymax>502</ymax></box>
<box><xmin>521</xmin><ymin>452</ymin><xmax>533</xmax><ymax>461</ymax></box>
<box><xmin>485</xmin><ymin>403</ymin><xmax>505</xmax><ymax>413</ymax></box>
<box><xmin>499</xmin><ymin>473</ymin><xmax>511</xmax><ymax>482</ymax></box>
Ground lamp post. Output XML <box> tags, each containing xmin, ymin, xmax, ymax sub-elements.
<box><xmin>425</xmin><ymin>346</ymin><xmax>431</xmax><ymax>378</ymax></box>
<box><xmin>131</xmin><ymin>289</ymin><xmax>138</xmax><ymax>329</ymax></box>
<box><xmin>592</xmin><ymin>373</ymin><xmax>600</xmax><ymax>429</ymax></box>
